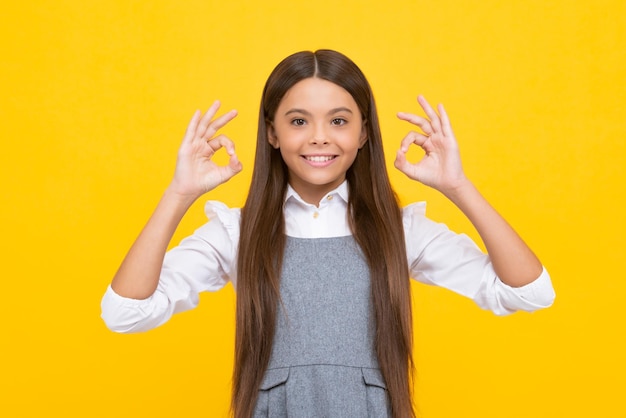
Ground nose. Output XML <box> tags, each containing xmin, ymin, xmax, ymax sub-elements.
<box><xmin>311</xmin><ymin>124</ymin><xmax>329</xmax><ymax>144</ymax></box>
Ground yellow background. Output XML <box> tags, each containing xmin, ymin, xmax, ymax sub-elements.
<box><xmin>1</xmin><ymin>0</ymin><xmax>624</xmax><ymax>416</ymax></box>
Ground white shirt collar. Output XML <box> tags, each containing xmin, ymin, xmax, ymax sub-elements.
<box><xmin>285</xmin><ymin>180</ymin><xmax>349</xmax><ymax>207</ymax></box>
<box><xmin>283</xmin><ymin>181</ymin><xmax>351</xmax><ymax>238</ymax></box>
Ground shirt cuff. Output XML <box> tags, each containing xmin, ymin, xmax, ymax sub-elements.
<box><xmin>100</xmin><ymin>285</ymin><xmax>160</xmax><ymax>333</ymax></box>
<box><xmin>481</xmin><ymin>267</ymin><xmax>556</xmax><ymax>316</ymax></box>
<box><xmin>509</xmin><ymin>267</ymin><xmax>556</xmax><ymax>308</ymax></box>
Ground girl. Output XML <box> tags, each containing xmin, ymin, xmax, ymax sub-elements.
<box><xmin>102</xmin><ymin>50</ymin><xmax>555</xmax><ymax>418</ymax></box>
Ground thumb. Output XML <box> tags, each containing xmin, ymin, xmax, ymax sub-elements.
<box><xmin>228</xmin><ymin>153</ymin><xmax>243</xmax><ymax>174</ymax></box>
<box><xmin>394</xmin><ymin>149</ymin><xmax>409</xmax><ymax>174</ymax></box>
<box><xmin>395</xmin><ymin>149</ymin><xmax>426</xmax><ymax>182</ymax></box>
<box><xmin>218</xmin><ymin>153</ymin><xmax>243</xmax><ymax>183</ymax></box>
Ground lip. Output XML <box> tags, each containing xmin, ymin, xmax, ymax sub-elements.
<box><xmin>301</xmin><ymin>154</ymin><xmax>338</xmax><ymax>167</ymax></box>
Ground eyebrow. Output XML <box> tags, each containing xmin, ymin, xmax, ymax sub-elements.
<box><xmin>284</xmin><ymin>107</ymin><xmax>354</xmax><ymax>117</ymax></box>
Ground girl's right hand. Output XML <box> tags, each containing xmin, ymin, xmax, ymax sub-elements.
<box><xmin>169</xmin><ymin>100</ymin><xmax>242</xmax><ymax>200</ymax></box>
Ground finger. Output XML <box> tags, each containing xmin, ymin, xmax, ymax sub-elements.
<box><xmin>394</xmin><ymin>148</ymin><xmax>408</xmax><ymax>170</ymax></box>
<box><xmin>196</xmin><ymin>100</ymin><xmax>222</xmax><ymax>139</ymax></box>
<box><xmin>182</xmin><ymin>110</ymin><xmax>202</xmax><ymax>145</ymax></box>
<box><xmin>213</xmin><ymin>151</ymin><xmax>243</xmax><ymax>186</ymax></box>
<box><xmin>438</xmin><ymin>103</ymin><xmax>454</xmax><ymax>138</ymax></box>
<box><xmin>399</xmin><ymin>130</ymin><xmax>430</xmax><ymax>153</ymax></box>
<box><xmin>206</xmin><ymin>134</ymin><xmax>237</xmax><ymax>156</ymax></box>
<box><xmin>227</xmin><ymin>152</ymin><xmax>243</xmax><ymax>174</ymax></box>
<box><xmin>394</xmin><ymin>149</ymin><xmax>416</xmax><ymax>179</ymax></box>
<box><xmin>203</xmin><ymin>109</ymin><xmax>238</xmax><ymax>141</ymax></box>
<box><xmin>417</xmin><ymin>95</ymin><xmax>442</xmax><ymax>134</ymax></box>
<box><xmin>397</xmin><ymin>112</ymin><xmax>435</xmax><ymax>137</ymax></box>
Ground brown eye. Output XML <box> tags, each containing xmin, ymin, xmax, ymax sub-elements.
<box><xmin>331</xmin><ymin>118</ymin><xmax>347</xmax><ymax>126</ymax></box>
<box><xmin>291</xmin><ymin>118</ymin><xmax>306</xmax><ymax>126</ymax></box>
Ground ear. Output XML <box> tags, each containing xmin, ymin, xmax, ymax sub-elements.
<box><xmin>267</xmin><ymin>121</ymin><xmax>280</xmax><ymax>149</ymax></box>
<box><xmin>358</xmin><ymin>121</ymin><xmax>368</xmax><ymax>149</ymax></box>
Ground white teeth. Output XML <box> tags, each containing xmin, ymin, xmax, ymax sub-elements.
<box><xmin>305</xmin><ymin>155</ymin><xmax>334</xmax><ymax>162</ymax></box>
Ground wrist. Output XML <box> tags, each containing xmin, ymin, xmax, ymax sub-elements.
<box><xmin>163</xmin><ymin>184</ymin><xmax>200</xmax><ymax>209</ymax></box>
<box><xmin>440</xmin><ymin>176</ymin><xmax>474</xmax><ymax>202</ymax></box>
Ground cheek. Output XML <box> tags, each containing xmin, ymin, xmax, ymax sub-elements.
<box><xmin>276</xmin><ymin>130</ymin><xmax>306</xmax><ymax>150</ymax></box>
<box><xmin>277</xmin><ymin>142</ymin><xmax>302</xmax><ymax>163</ymax></box>
<box><xmin>343</xmin><ymin>128</ymin><xmax>367</xmax><ymax>149</ymax></box>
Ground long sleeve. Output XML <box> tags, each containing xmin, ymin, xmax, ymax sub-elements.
<box><xmin>403</xmin><ymin>202</ymin><xmax>555</xmax><ymax>315</ymax></box>
<box><xmin>100</xmin><ymin>202</ymin><xmax>240</xmax><ymax>333</ymax></box>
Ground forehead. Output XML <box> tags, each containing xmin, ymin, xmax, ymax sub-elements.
<box><xmin>278</xmin><ymin>77</ymin><xmax>358</xmax><ymax>111</ymax></box>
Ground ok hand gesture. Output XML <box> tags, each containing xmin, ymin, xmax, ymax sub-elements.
<box><xmin>394</xmin><ymin>96</ymin><xmax>468</xmax><ymax>196</ymax></box>
<box><xmin>170</xmin><ymin>100</ymin><xmax>243</xmax><ymax>200</ymax></box>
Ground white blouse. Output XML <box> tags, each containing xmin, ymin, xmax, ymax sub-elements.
<box><xmin>101</xmin><ymin>181</ymin><xmax>555</xmax><ymax>333</ymax></box>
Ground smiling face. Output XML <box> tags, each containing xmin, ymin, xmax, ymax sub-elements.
<box><xmin>267</xmin><ymin>77</ymin><xmax>367</xmax><ymax>205</ymax></box>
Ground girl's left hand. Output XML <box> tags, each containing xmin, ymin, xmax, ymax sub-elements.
<box><xmin>394</xmin><ymin>96</ymin><xmax>468</xmax><ymax>195</ymax></box>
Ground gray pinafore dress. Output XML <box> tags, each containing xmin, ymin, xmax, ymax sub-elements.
<box><xmin>252</xmin><ymin>236</ymin><xmax>392</xmax><ymax>417</ymax></box>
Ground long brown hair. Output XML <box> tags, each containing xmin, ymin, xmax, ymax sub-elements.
<box><xmin>233</xmin><ymin>50</ymin><xmax>414</xmax><ymax>418</ymax></box>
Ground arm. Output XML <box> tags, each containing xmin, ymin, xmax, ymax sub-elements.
<box><xmin>111</xmin><ymin>101</ymin><xmax>242</xmax><ymax>299</ymax></box>
<box><xmin>395</xmin><ymin>96</ymin><xmax>542</xmax><ymax>287</ymax></box>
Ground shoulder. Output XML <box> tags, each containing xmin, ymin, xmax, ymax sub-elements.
<box><xmin>204</xmin><ymin>200</ymin><xmax>241</xmax><ymax>221</ymax></box>
<box><xmin>201</xmin><ymin>200</ymin><xmax>241</xmax><ymax>243</ymax></box>
<box><xmin>401</xmin><ymin>201</ymin><xmax>459</xmax><ymax>258</ymax></box>
<box><xmin>401</xmin><ymin>201</ymin><xmax>427</xmax><ymax>218</ymax></box>
<box><xmin>401</xmin><ymin>201</ymin><xmax>428</xmax><ymax>231</ymax></box>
